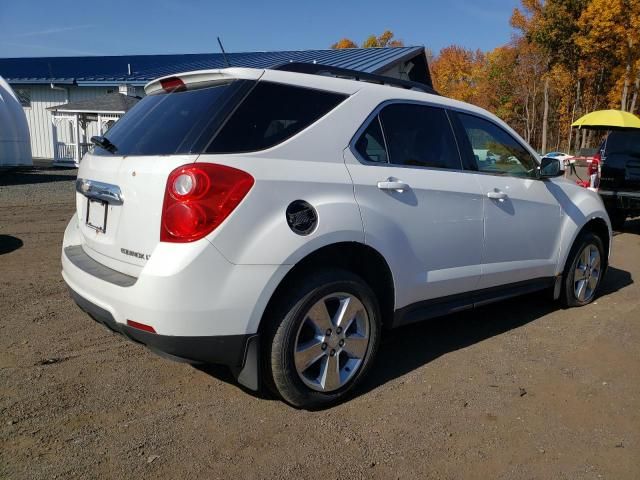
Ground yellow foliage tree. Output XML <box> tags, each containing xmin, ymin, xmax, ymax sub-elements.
<box><xmin>577</xmin><ymin>0</ymin><xmax>640</xmax><ymax>111</ymax></box>
<box><xmin>430</xmin><ymin>46</ymin><xmax>486</xmax><ymax>106</ymax></box>
<box><xmin>331</xmin><ymin>38</ymin><xmax>358</xmax><ymax>49</ymax></box>
<box><xmin>331</xmin><ymin>31</ymin><xmax>404</xmax><ymax>49</ymax></box>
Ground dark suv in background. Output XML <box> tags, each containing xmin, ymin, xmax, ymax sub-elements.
<box><xmin>597</xmin><ymin>130</ymin><xmax>640</xmax><ymax>229</ymax></box>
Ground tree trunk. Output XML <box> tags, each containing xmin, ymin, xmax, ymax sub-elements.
<box><xmin>541</xmin><ymin>77</ymin><xmax>549</xmax><ymax>154</ymax></box>
<box><xmin>630</xmin><ymin>68</ymin><xmax>640</xmax><ymax>114</ymax></box>
<box><xmin>621</xmin><ymin>39</ymin><xmax>632</xmax><ymax>111</ymax></box>
<box><xmin>568</xmin><ymin>80</ymin><xmax>581</xmax><ymax>154</ymax></box>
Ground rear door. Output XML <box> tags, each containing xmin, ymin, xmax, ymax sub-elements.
<box><xmin>344</xmin><ymin>102</ymin><xmax>485</xmax><ymax>308</ymax></box>
<box><xmin>75</xmin><ymin>78</ymin><xmax>255</xmax><ymax>276</ymax></box>
<box><xmin>451</xmin><ymin>111</ymin><xmax>563</xmax><ymax>288</ymax></box>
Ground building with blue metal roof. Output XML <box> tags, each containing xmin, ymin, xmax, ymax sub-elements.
<box><xmin>0</xmin><ymin>47</ymin><xmax>429</xmax><ymax>160</ymax></box>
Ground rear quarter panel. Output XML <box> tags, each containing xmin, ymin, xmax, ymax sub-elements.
<box><xmin>195</xmin><ymin>92</ymin><xmax>371</xmax><ymax>266</ymax></box>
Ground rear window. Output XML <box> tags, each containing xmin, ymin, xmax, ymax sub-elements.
<box><xmin>606</xmin><ymin>131</ymin><xmax>640</xmax><ymax>155</ymax></box>
<box><xmin>94</xmin><ymin>80</ymin><xmax>252</xmax><ymax>156</ymax></box>
<box><xmin>206</xmin><ymin>82</ymin><xmax>347</xmax><ymax>153</ymax></box>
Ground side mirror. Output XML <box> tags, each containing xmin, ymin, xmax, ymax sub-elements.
<box><xmin>539</xmin><ymin>157</ymin><xmax>562</xmax><ymax>178</ymax></box>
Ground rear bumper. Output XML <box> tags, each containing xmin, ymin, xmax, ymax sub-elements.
<box><xmin>69</xmin><ymin>287</ymin><xmax>260</xmax><ymax>390</ymax></box>
<box><xmin>69</xmin><ymin>287</ymin><xmax>253</xmax><ymax>367</ymax></box>
<box><xmin>61</xmin><ymin>215</ymin><xmax>288</xmax><ymax>337</ymax></box>
<box><xmin>599</xmin><ymin>189</ymin><xmax>640</xmax><ymax>211</ymax></box>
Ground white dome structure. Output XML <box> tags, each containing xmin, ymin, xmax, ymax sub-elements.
<box><xmin>0</xmin><ymin>75</ymin><xmax>32</xmax><ymax>168</ymax></box>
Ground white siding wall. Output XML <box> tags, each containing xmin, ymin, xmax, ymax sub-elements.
<box><xmin>17</xmin><ymin>85</ymin><xmax>144</xmax><ymax>159</ymax></box>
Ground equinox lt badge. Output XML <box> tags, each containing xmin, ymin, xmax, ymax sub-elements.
<box><xmin>121</xmin><ymin>248</ymin><xmax>150</xmax><ymax>260</ymax></box>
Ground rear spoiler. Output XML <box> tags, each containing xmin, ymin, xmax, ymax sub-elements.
<box><xmin>145</xmin><ymin>68</ymin><xmax>264</xmax><ymax>95</ymax></box>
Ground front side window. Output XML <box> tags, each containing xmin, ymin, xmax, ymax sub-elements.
<box><xmin>378</xmin><ymin>103</ymin><xmax>461</xmax><ymax>170</ymax></box>
<box><xmin>456</xmin><ymin>112</ymin><xmax>538</xmax><ymax>177</ymax></box>
<box><xmin>207</xmin><ymin>82</ymin><xmax>347</xmax><ymax>153</ymax></box>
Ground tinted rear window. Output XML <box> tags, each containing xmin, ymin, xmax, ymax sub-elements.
<box><xmin>206</xmin><ymin>82</ymin><xmax>347</xmax><ymax>153</ymax></box>
<box><xmin>94</xmin><ymin>81</ymin><xmax>251</xmax><ymax>156</ymax></box>
<box><xmin>606</xmin><ymin>131</ymin><xmax>640</xmax><ymax>155</ymax></box>
<box><xmin>379</xmin><ymin>103</ymin><xmax>461</xmax><ymax>170</ymax></box>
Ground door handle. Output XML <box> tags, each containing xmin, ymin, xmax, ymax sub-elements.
<box><xmin>487</xmin><ymin>190</ymin><xmax>508</xmax><ymax>200</ymax></box>
<box><xmin>377</xmin><ymin>178</ymin><xmax>409</xmax><ymax>192</ymax></box>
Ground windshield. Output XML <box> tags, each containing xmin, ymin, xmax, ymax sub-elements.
<box><xmin>94</xmin><ymin>80</ymin><xmax>253</xmax><ymax>156</ymax></box>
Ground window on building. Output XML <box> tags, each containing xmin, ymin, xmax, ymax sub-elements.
<box><xmin>15</xmin><ymin>89</ymin><xmax>31</xmax><ymax>108</ymax></box>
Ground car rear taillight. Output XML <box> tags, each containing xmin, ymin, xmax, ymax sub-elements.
<box><xmin>160</xmin><ymin>163</ymin><xmax>254</xmax><ymax>243</ymax></box>
<box><xmin>588</xmin><ymin>152</ymin><xmax>601</xmax><ymax>176</ymax></box>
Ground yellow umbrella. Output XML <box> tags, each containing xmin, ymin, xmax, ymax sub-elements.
<box><xmin>572</xmin><ymin>109</ymin><xmax>640</xmax><ymax>129</ymax></box>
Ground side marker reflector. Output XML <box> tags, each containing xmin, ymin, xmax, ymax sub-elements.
<box><xmin>126</xmin><ymin>320</ymin><xmax>156</xmax><ymax>333</ymax></box>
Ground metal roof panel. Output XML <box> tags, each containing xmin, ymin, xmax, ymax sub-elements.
<box><xmin>0</xmin><ymin>47</ymin><xmax>426</xmax><ymax>85</ymax></box>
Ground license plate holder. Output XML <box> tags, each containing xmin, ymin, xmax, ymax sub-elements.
<box><xmin>86</xmin><ymin>198</ymin><xmax>108</xmax><ymax>233</ymax></box>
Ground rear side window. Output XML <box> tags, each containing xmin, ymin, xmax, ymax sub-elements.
<box><xmin>207</xmin><ymin>82</ymin><xmax>347</xmax><ymax>153</ymax></box>
<box><xmin>378</xmin><ymin>103</ymin><xmax>461</xmax><ymax>169</ymax></box>
<box><xmin>355</xmin><ymin>117</ymin><xmax>388</xmax><ymax>163</ymax></box>
<box><xmin>605</xmin><ymin>131</ymin><xmax>640</xmax><ymax>155</ymax></box>
<box><xmin>94</xmin><ymin>81</ymin><xmax>250</xmax><ymax>156</ymax></box>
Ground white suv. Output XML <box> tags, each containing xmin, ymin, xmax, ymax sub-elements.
<box><xmin>62</xmin><ymin>64</ymin><xmax>611</xmax><ymax>408</ymax></box>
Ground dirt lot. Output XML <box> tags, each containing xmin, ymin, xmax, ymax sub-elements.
<box><xmin>1</xmin><ymin>167</ymin><xmax>639</xmax><ymax>479</ymax></box>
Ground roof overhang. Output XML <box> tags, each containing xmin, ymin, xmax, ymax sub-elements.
<box><xmin>50</xmin><ymin>109</ymin><xmax>126</xmax><ymax>114</ymax></box>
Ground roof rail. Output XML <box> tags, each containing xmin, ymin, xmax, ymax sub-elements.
<box><xmin>273</xmin><ymin>62</ymin><xmax>438</xmax><ymax>95</ymax></box>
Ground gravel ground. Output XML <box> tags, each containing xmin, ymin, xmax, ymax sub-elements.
<box><xmin>1</xmin><ymin>167</ymin><xmax>639</xmax><ymax>479</ymax></box>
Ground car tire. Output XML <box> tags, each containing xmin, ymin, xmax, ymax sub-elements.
<box><xmin>561</xmin><ymin>232</ymin><xmax>605</xmax><ymax>308</ymax></box>
<box><xmin>263</xmin><ymin>269</ymin><xmax>381</xmax><ymax>409</ymax></box>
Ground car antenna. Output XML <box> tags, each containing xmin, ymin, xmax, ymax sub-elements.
<box><xmin>217</xmin><ymin>37</ymin><xmax>231</xmax><ymax>67</ymax></box>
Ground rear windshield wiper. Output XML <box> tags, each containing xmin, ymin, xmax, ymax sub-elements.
<box><xmin>90</xmin><ymin>136</ymin><xmax>118</xmax><ymax>154</ymax></box>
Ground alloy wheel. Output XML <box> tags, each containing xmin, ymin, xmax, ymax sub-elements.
<box><xmin>574</xmin><ymin>244</ymin><xmax>601</xmax><ymax>302</ymax></box>
<box><xmin>293</xmin><ymin>293</ymin><xmax>370</xmax><ymax>392</ymax></box>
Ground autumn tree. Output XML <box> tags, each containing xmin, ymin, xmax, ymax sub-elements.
<box><xmin>430</xmin><ymin>46</ymin><xmax>486</xmax><ymax>105</ymax></box>
<box><xmin>331</xmin><ymin>30</ymin><xmax>404</xmax><ymax>49</ymax></box>
<box><xmin>362</xmin><ymin>30</ymin><xmax>405</xmax><ymax>48</ymax></box>
<box><xmin>331</xmin><ymin>38</ymin><xmax>358</xmax><ymax>49</ymax></box>
<box><xmin>577</xmin><ymin>0</ymin><xmax>640</xmax><ymax>111</ymax></box>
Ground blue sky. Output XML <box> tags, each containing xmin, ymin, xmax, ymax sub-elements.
<box><xmin>0</xmin><ymin>0</ymin><xmax>521</xmax><ymax>58</ymax></box>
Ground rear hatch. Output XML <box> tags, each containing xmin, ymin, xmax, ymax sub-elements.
<box><xmin>601</xmin><ymin>130</ymin><xmax>640</xmax><ymax>190</ymax></box>
<box><xmin>75</xmin><ymin>69</ymin><xmax>262</xmax><ymax>275</ymax></box>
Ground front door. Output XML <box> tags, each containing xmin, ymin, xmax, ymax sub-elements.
<box><xmin>452</xmin><ymin>111</ymin><xmax>563</xmax><ymax>289</ymax></box>
<box><xmin>344</xmin><ymin>102</ymin><xmax>485</xmax><ymax>309</ymax></box>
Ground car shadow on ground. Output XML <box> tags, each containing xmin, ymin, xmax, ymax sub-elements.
<box><xmin>0</xmin><ymin>235</ymin><xmax>23</xmax><ymax>255</ymax></box>
<box><xmin>196</xmin><ymin>266</ymin><xmax>633</xmax><ymax>407</ymax></box>
<box><xmin>359</xmin><ymin>265</ymin><xmax>632</xmax><ymax>397</ymax></box>
<box><xmin>0</xmin><ymin>168</ymin><xmax>77</xmax><ymax>186</ymax></box>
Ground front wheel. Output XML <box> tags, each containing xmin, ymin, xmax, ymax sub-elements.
<box><xmin>263</xmin><ymin>269</ymin><xmax>381</xmax><ymax>409</ymax></box>
<box><xmin>561</xmin><ymin>232</ymin><xmax>605</xmax><ymax>307</ymax></box>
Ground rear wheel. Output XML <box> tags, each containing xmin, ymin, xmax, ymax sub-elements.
<box><xmin>561</xmin><ymin>232</ymin><xmax>605</xmax><ymax>307</ymax></box>
<box><xmin>263</xmin><ymin>269</ymin><xmax>381</xmax><ymax>409</ymax></box>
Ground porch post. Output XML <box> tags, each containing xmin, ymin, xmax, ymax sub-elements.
<box><xmin>74</xmin><ymin>113</ymin><xmax>81</xmax><ymax>164</ymax></box>
<box><xmin>97</xmin><ymin>114</ymin><xmax>102</xmax><ymax>134</ymax></box>
<box><xmin>51</xmin><ymin>115</ymin><xmax>58</xmax><ymax>161</ymax></box>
